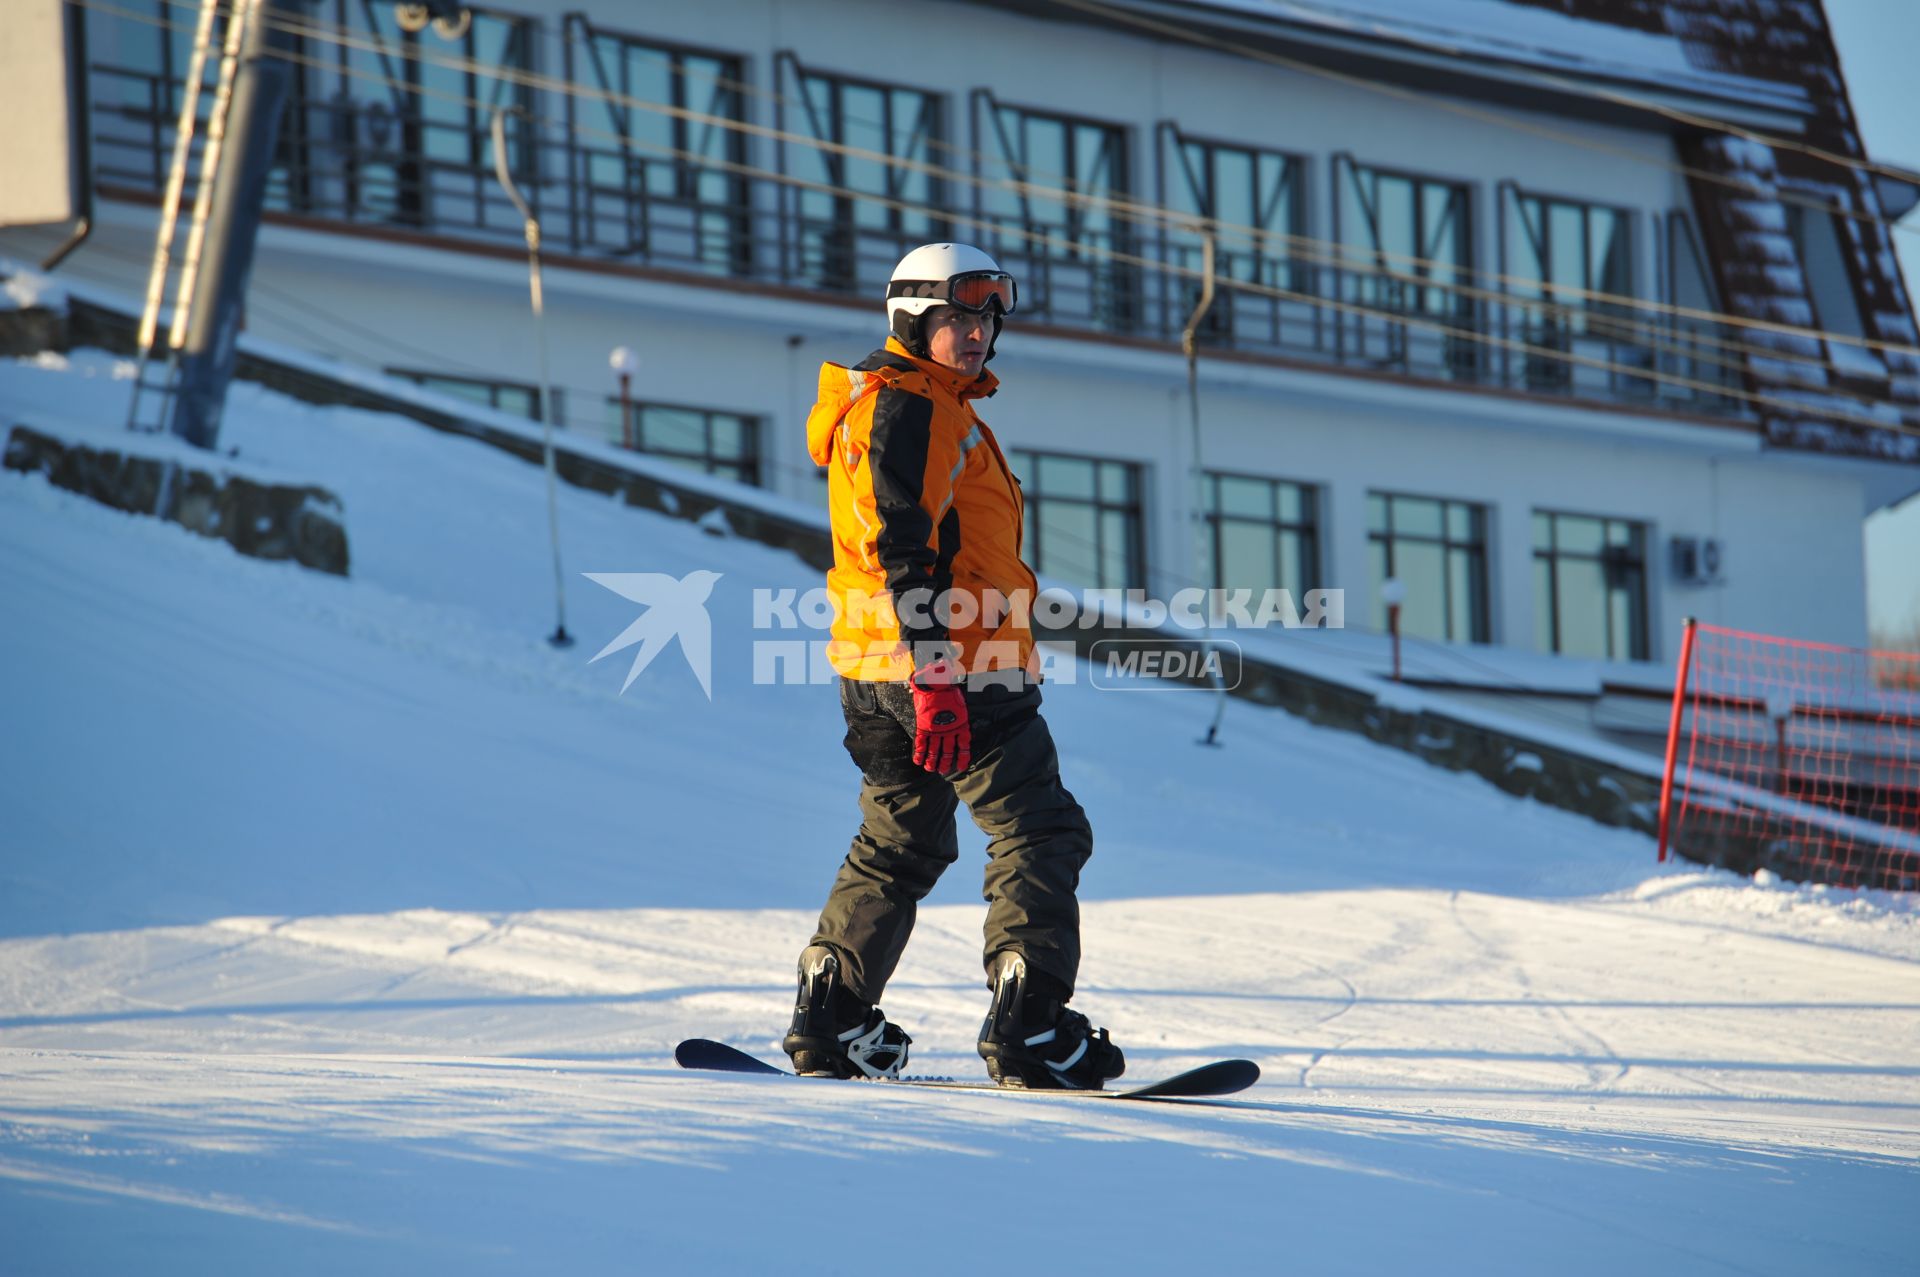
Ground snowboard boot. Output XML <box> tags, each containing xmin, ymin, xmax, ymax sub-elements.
<box><xmin>976</xmin><ymin>952</ymin><xmax>1125</xmax><ymax>1090</ymax></box>
<box><xmin>781</xmin><ymin>945</ymin><xmax>912</xmax><ymax>1079</ymax></box>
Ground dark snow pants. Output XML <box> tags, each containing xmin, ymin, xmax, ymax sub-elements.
<box><xmin>808</xmin><ymin>676</ymin><xmax>1094</xmax><ymax>1004</ymax></box>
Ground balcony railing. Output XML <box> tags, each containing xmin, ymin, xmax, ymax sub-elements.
<box><xmin>87</xmin><ymin>52</ymin><xmax>1747</xmax><ymax>419</ymax></box>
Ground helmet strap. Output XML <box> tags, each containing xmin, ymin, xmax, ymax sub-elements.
<box><xmin>893</xmin><ymin>308</ymin><xmax>931</xmax><ymax>359</ymax></box>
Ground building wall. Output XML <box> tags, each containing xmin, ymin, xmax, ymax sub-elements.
<box><xmin>990</xmin><ymin>332</ymin><xmax>1873</xmax><ymax>655</ymax></box>
<box><xmin>215</xmin><ymin>201</ymin><xmax>1871</xmax><ymax>654</ymax></box>
<box><xmin>0</xmin><ymin>0</ymin><xmax>1886</xmax><ymax>656</ymax></box>
<box><xmin>568</xmin><ymin>0</ymin><xmax>1694</xmax><ymax>308</ymax></box>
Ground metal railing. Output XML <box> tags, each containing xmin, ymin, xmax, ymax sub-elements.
<box><xmin>87</xmin><ymin>53</ymin><xmax>1746</xmax><ymax>418</ymax></box>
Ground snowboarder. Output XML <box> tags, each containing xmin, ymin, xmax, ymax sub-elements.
<box><xmin>787</xmin><ymin>243</ymin><xmax>1126</xmax><ymax>1089</ymax></box>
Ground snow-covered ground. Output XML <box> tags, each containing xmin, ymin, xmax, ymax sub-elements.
<box><xmin>2</xmin><ymin>350</ymin><xmax>1918</xmax><ymax>1274</ymax></box>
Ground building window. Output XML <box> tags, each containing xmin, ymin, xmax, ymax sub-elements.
<box><xmin>608</xmin><ymin>400</ymin><xmax>760</xmax><ymax>486</ymax></box>
<box><xmin>1505</xmin><ymin>189</ymin><xmax>1634</xmax><ymax>391</ymax></box>
<box><xmin>975</xmin><ymin>95</ymin><xmax>1133</xmax><ymax>331</ymax></box>
<box><xmin>1009</xmin><ymin>449</ymin><xmax>1144</xmax><ymax>591</ymax></box>
<box><xmin>778</xmin><ymin>57</ymin><xmax>945</xmax><ymax>295</ymax></box>
<box><xmin>88</xmin><ymin>2</ymin><xmax>540</xmax><ymax>232</ymax></box>
<box><xmin>404</xmin><ymin>6</ymin><xmax>537</xmax><ymax>217</ymax></box>
<box><xmin>1668</xmin><ymin>213</ymin><xmax>1715</xmax><ymax>315</ymax></box>
<box><xmin>1533</xmin><ymin>512</ymin><xmax>1648</xmax><ymax>661</ymax></box>
<box><xmin>1784</xmin><ymin>199</ymin><xmax>1886</xmax><ymax>380</ymax></box>
<box><xmin>319</xmin><ymin>3</ymin><xmax>538</xmax><ymax>233</ymax></box>
<box><xmin>1368</xmin><ymin>492</ymin><xmax>1489</xmax><ymax>643</ymax></box>
<box><xmin>564</xmin><ymin>18</ymin><xmax>749</xmax><ymax>273</ymax></box>
<box><xmin>1204</xmin><ymin>472</ymin><xmax>1319</xmax><ymax>599</ymax></box>
<box><xmin>1509</xmin><ymin>192</ymin><xmax>1633</xmax><ymax>310</ymax></box>
<box><xmin>91</xmin><ymin>2</ymin><xmax>318</xmax><ymax>204</ymax></box>
<box><xmin>1336</xmin><ymin>160</ymin><xmax>1475</xmax><ymax>377</ymax></box>
<box><xmin>388</xmin><ymin>368</ymin><xmax>543</xmax><ymax>420</ymax></box>
<box><xmin>1663</xmin><ymin>212</ymin><xmax>1737</xmax><ymax>402</ymax></box>
<box><xmin>1162</xmin><ymin>127</ymin><xmax>1307</xmax><ymax>346</ymax></box>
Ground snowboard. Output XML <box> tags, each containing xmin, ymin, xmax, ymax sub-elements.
<box><xmin>674</xmin><ymin>1038</ymin><xmax>1259</xmax><ymax>1102</ymax></box>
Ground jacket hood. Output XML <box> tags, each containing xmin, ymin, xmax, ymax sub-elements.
<box><xmin>805</xmin><ymin>361</ymin><xmax>878</xmax><ymax>467</ymax></box>
<box><xmin>805</xmin><ymin>338</ymin><xmax>999</xmax><ymax>467</ymax></box>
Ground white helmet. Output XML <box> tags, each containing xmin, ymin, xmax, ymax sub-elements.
<box><xmin>885</xmin><ymin>243</ymin><xmax>1018</xmax><ymax>361</ymax></box>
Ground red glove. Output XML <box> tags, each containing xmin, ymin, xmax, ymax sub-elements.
<box><xmin>909</xmin><ymin>655</ymin><xmax>971</xmax><ymax>775</ymax></box>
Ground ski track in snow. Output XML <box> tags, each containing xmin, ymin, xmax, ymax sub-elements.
<box><xmin>2</xmin><ymin>351</ymin><xmax>1918</xmax><ymax>1273</ymax></box>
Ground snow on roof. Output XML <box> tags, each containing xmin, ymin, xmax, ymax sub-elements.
<box><xmin>1180</xmin><ymin>0</ymin><xmax>1810</xmax><ymax>111</ymax></box>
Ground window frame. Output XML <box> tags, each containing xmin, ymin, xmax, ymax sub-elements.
<box><xmin>1366</xmin><ymin>490</ymin><xmax>1491</xmax><ymax>644</ymax></box>
<box><xmin>91</xmin><ymin>1</ymin><xmax>554</xmax><ymax>230</ymax></box>
<box><xmin>606</xmin><ymin>396</ymin><xmax>762</xmax><ymax>487</ymax></box>
<box><xmin>1202</xmin><ymin>470</ymin><xmax>1321</xmax><ymax>599</ymax></box>
<box><xmin>1333</xmin><ymin>154</ymin><xmax>1476</xmax><ymax>318</ymax></box>
<box><xmin>560</xmin><ymin>15</ymin><xmax>752</xmax><ymax>272</ymax></box>
<box><xmin>773</xmin><ymin>53</ymin><xmax>948</xmax><ymax>292</ymax></box>
<box><xmin>1780</xmin><ymin>186</ymin><xmax>1889</xmax><ymax>384</ymax></box>
<box><xmin>349</xmin><ymin>1</ymin><xmax>541</xmax><ymax>232</ymax></box>
<box><xmin>1660</xmin><ymin>209</ymin><xmax>1740</xmax><ymax>404</ymax></box>
<box><xmin>1497</xmin><ymin>181</ymin><xmax>1642</xmax><ymax>393</ymax></box>
<box><xmin>386</xmin><ymin>367</ymin><xmax>545</xmax><ymax>421</ymax></box>
<box><xmin>1330</xmin><ymin>154</ymin><xmax>1479</xmax><ymax>380</ymax></box>
<box><xmin>1157</xmin><ymin>123</ymin><xmax>1310</xmax><ymax>345</ymax></box>
<box><xmin>1502</xmin><ymin>184</ymin><xmax>1637</xmax><ymax>309</ymax></box>
<box><xmin>1007</xmin><ymin>447</ymin><xmax>1147</xmax><ymax>592</ymax></box>
<box><xmin>1531</xmin><ymin>509</ymin><xmax>1650</xmax><ymax>661</ymax></box>
<box><xmin>971</xmin><ymin>91</ymin><xmax>1135</xmax><ymax>331</ymax></box>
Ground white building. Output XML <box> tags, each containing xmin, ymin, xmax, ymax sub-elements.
<box><xmin>11</xmin><ymin>0</ymin><xmax>1920</xmax><ymax>662</ymax></box>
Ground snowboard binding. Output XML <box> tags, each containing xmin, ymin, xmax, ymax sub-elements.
<box><xmin>781</xmin><ymin>945</ymin><xmax>912</xmax><ymax>1079</ymax></box>
<box><xmin>976</xmin><ymin>951</ymin><xmax>1125</xmax><ymax>1090</ymax></box>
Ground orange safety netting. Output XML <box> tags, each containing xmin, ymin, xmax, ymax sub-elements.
<box><xmin>1658</xmin><ymin>622</ymin><xmax>1920</xmax><ymax>890</ymax></box>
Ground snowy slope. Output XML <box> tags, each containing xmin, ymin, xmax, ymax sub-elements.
<box><xmin>2</xmin><ymin>351</ymin><xmax>1918</xmax><ymax>1275</ymax></box>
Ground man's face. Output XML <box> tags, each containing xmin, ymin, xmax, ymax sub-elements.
<box><xmin>923</xmin><ymin>306</ymin><xmax>992</xmax><ymax>377</ymax></box>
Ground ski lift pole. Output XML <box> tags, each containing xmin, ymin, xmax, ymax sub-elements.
<box><xmin>1181</xmin><ymin>228</ymin><xmax>1226</xmax><ymax>746</ymax></box>
<box><xmin>491</xmin><ymin>107</ymin><xmax>572</xmax><ymax>648</ymax></box>
<box><xmin>127</xmin><ymin>0</ymin><xmax>222</xmax><ymax>432</ymax></box>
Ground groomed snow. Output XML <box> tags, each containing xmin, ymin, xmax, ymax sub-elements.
<box><xmin>2</xmin><ymin>351</ymin><xmax>1916</xmax><ymax>1274</ymax></box>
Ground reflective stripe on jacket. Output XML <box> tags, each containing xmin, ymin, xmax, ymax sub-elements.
<box><xmin>805</xmin><ymin>338</ymin><xmax>1040</xmax><ymax>682</ymax></box>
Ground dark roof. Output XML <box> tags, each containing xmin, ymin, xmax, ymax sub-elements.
<box><xmin>1509</xmin><ymin>1</ymin><xmax>1919</xmax><ymax>461</ymax></box>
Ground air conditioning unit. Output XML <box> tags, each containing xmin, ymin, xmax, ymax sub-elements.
<box><xmin>1669</xmin><ymin>535</ymin><xmax>1723</xmax><ymax>587</ymax></box>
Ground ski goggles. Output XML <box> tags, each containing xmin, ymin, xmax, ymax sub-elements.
<box><xmin>887</xmin><ymin>270</ymin><xmax>1018</xmax><ymax>315</ymax></box>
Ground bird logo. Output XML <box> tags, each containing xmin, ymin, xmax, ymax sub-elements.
<box><xmin>584</xmin><ymin>570</ymin><xmax>722</xmax><ymax>698</ymax></box>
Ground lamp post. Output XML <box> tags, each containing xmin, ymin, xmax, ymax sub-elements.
<box><xmin>609</xmin><ymin>345</ymin><xmax>637</xmax><ymax>451</ymax></box>
<box><xmin>1381</xmin><ymin>577</ymin><xmax>1407</xmax><ymax>682</ymax></box>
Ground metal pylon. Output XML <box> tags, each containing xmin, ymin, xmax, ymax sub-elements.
<box><xmin>126</xmin><ymin>0</ymin><xmax>258</xmax><ymax>435</ymax></box>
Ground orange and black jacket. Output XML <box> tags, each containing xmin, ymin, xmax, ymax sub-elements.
<box><xmin>806</xmin><ymin>337</ymin><xmax>1041</xmax><ymax>682</ymax></box>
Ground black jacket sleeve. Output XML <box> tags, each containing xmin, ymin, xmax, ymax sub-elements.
<box><xmin>867</xmin><ymin>385</ymin><xmax>953</xmax><ymax>661</ymax></box>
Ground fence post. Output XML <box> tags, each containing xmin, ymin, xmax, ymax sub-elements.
<box><xmin>1657</xmin><ymin>616</ymin><xmax>1700</xmax><ymax>862</ymax></box>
